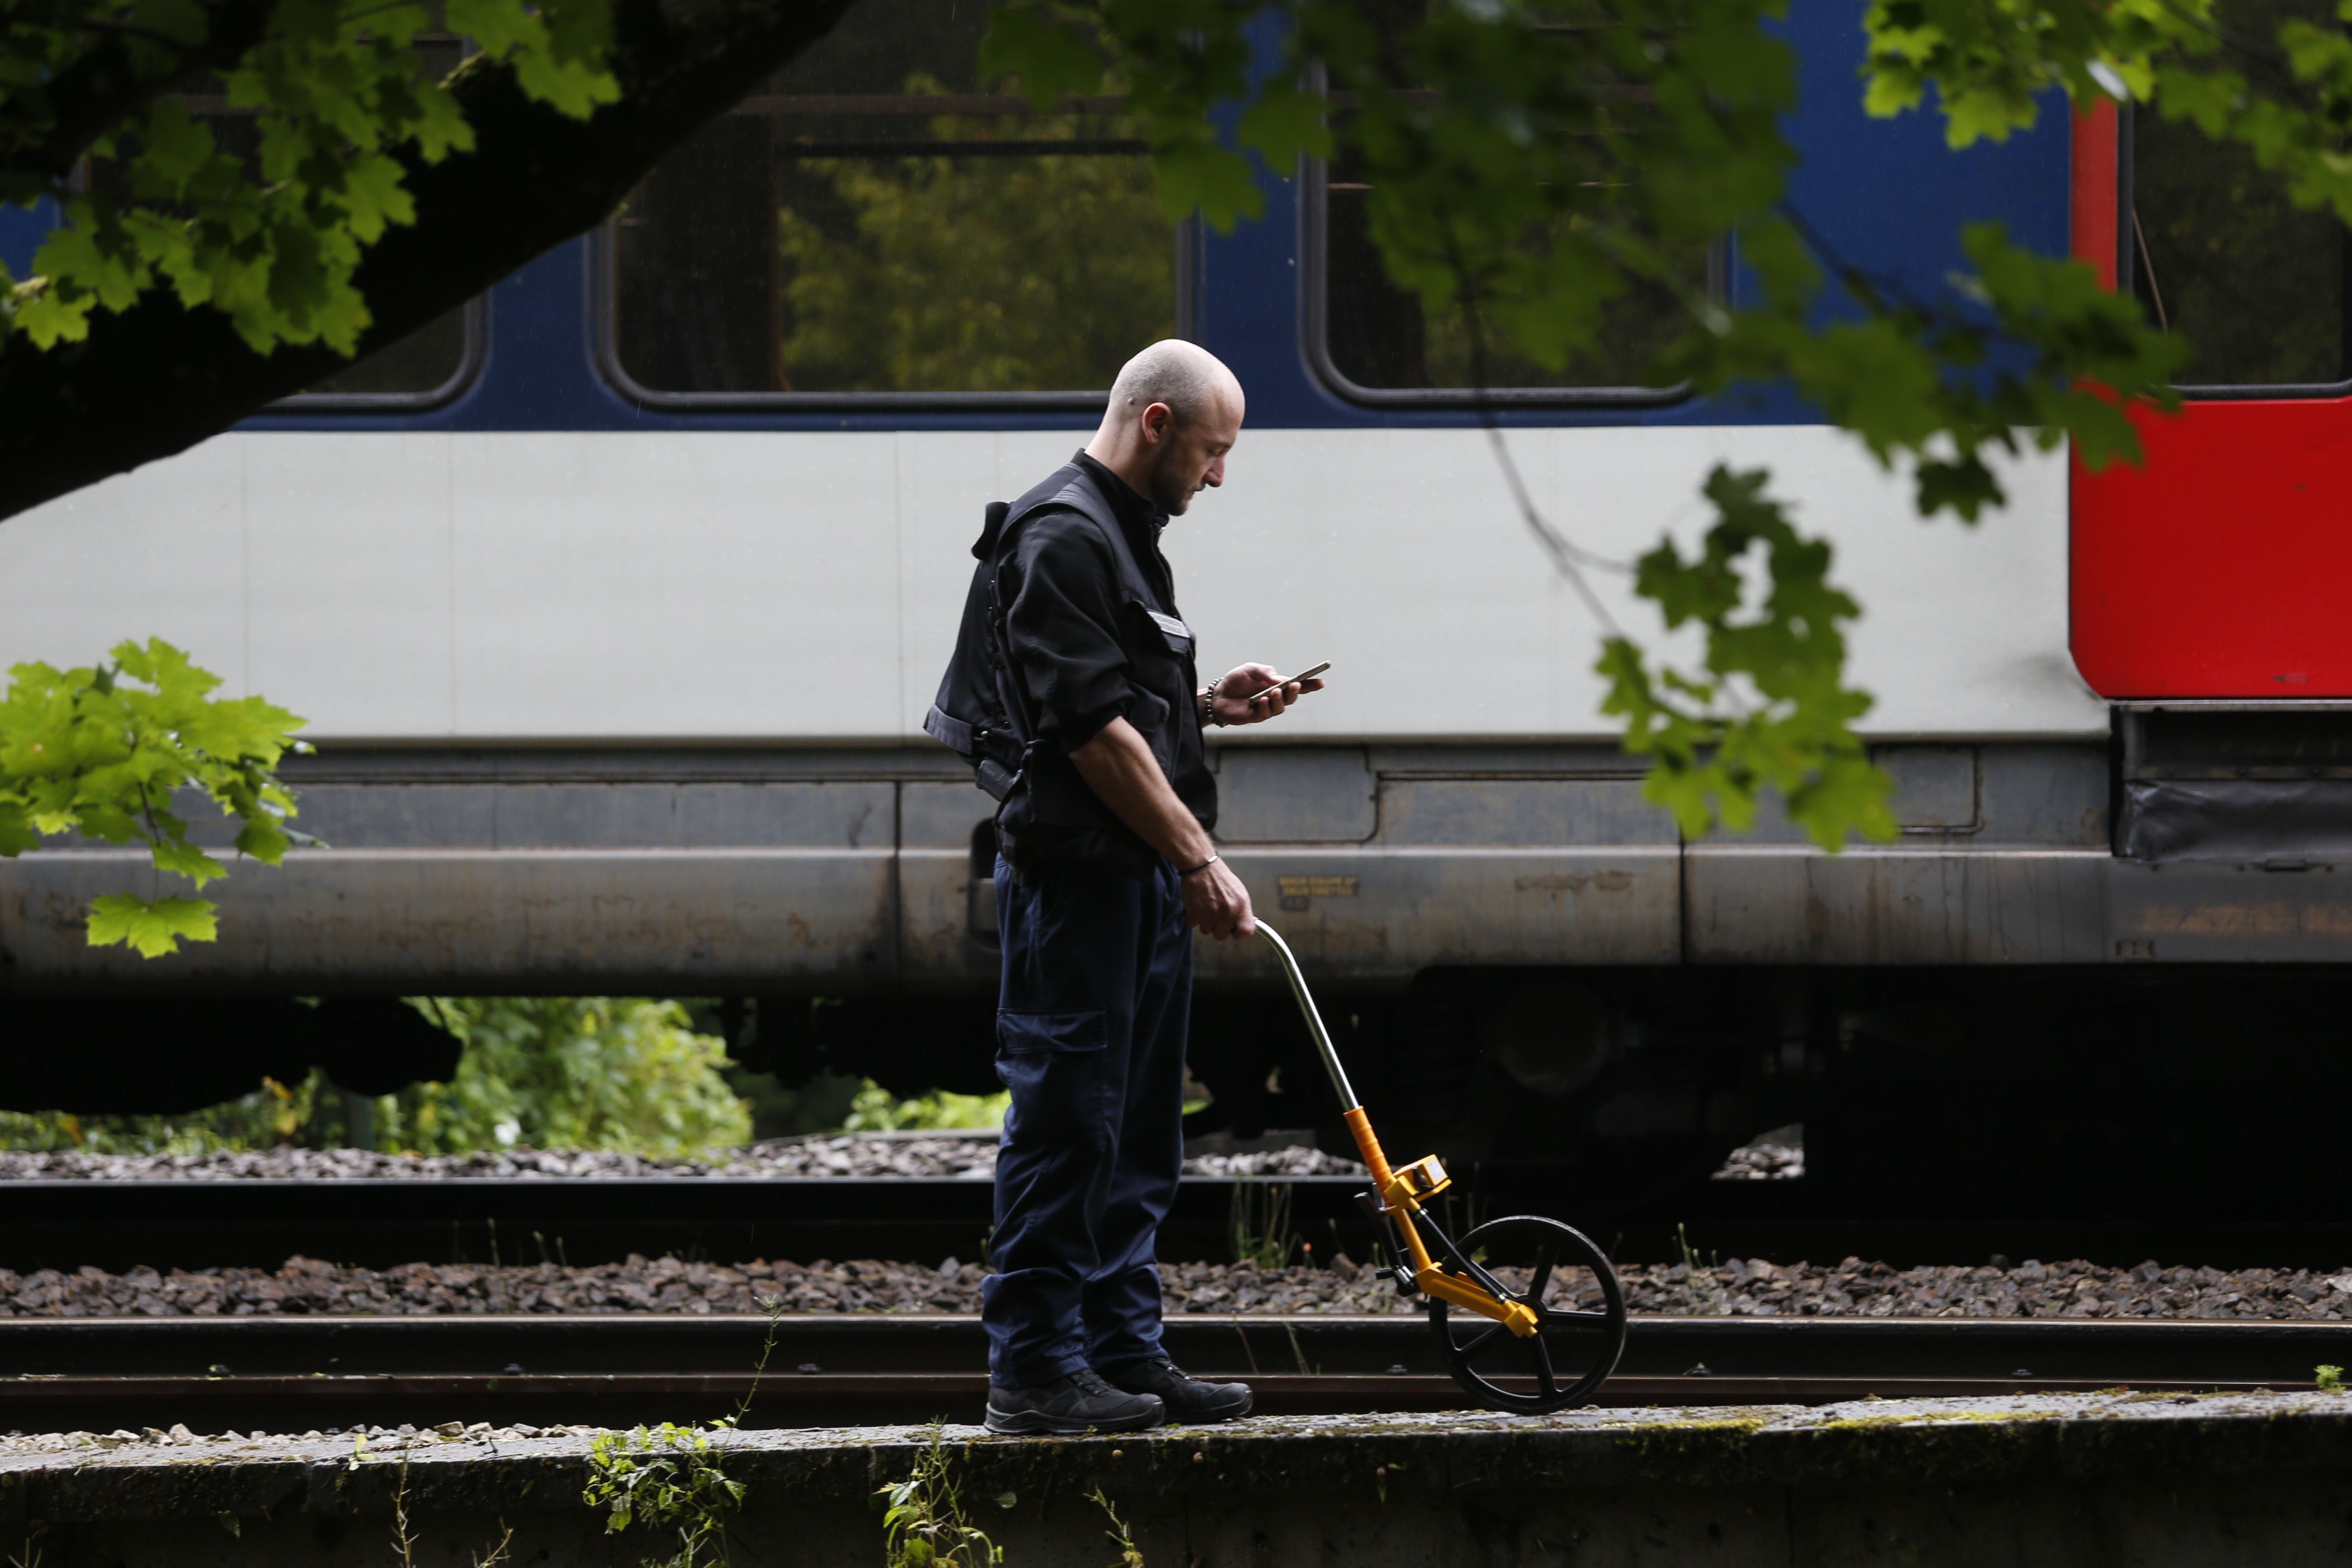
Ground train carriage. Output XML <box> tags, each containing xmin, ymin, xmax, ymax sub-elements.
<box><xmin>1</xmin><ymin>0</ymin><xmax>2343</xmax><ymax>1214</ymax></box>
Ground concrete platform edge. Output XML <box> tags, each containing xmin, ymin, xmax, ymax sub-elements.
<box><xmin>5</xmin><ymin>1391</ymin><xmax>2352</xmax><ymax>1524</ymax></box>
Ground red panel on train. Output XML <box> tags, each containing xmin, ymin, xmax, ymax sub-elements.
<box><xmin>2068</xmin><ymin>100</ymin><xmax>2352</xmax><ymax>698</ymax></box>
<box><xmin>2072</xmin><ymin>399</ymin><xmax>2352</xmax><ymax>697</ymax></box>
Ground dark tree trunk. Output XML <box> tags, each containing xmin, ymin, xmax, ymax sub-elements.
<box><xmin>0</xmin><ymin>0</ymin><xmax>860</xmax><ymax>523</ymax></box>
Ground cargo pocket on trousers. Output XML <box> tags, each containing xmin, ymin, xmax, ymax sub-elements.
<box><xmin>997</xmin><ymin>1010</ymin><xmax>1109</xmax><ymax>1055</ymax></box>
<box><xmin>995</xmin><ymin>1010</ymin><xmax>1111</xmax><ymax>1142</ymax></box>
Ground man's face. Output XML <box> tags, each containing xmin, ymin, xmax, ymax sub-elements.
<box><xmin>1142</xmin><ymin>386</ymin><xmax>1244</xmax><ymax>516</ymax></box>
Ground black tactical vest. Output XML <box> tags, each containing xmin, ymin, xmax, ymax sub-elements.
<box><xmin>924</xmin><ymin>462</ymin><xmax>1208</xmax><ymax>874</ymax></box>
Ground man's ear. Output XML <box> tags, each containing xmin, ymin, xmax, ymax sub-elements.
<box><xmin>1138</xmin><ymin>402</ymin><xmax>1176</xmax><ymax>445</ymax></box>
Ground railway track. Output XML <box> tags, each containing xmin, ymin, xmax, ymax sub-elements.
<box><xmin>13</xmin><ymin>1172</ymin><xmax>2352</xmax><ymax>1275</ymax></box>
<box><xmin>0</xmin><ymin>1313</ymin><xmax>2342</xmax><ymax>1432</ymax></box>
<box><xmin>0</xmin><ymin>1177</ymin><xmax>1370</xmax><ymax>1272</ymax></box>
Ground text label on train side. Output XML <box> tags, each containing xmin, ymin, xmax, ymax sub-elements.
<box><xmin>1276</xmin><ymin>876</ymin><xmax>1359</xmax><ymax>912</ymax></box>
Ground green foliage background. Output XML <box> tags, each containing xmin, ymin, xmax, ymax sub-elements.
<box><xmin>384</xmin><ymin>998</ymin><xmax>752</xmax><ymax>1156</ymax></box>
<box><xmin>0</xmin><ymin>1068</ymin><xmax>339</xmax><ymax>1156</ymax></box>
<box><xmin>840</xmin><ymin>1082</ymin><xmax>1009</xmax><ymax>1133</ymax></box>
<box><xmin>0</xmin><ymin>998</ymin><xmax>1007</xmax><ymax>1156</ymax></box>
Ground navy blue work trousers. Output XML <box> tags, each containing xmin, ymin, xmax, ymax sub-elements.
<box><xmin>982</xmin><ymin>853</ymin><xmax>1190</xmax><ymax>1387</ymax></box>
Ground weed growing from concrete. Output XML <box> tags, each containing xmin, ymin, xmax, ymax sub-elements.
<box><xmin>584</xmin><ymin>1423</ymin><xmax>745</xmax><ymax>1568</ymax></box>
<box><xmin>391</xmin><ymin>1461</ymin><xmax>417</xmax><ymax>1568</ymax></box>
<box><xmin>2319</xmin><ymin>1364</ymin><xmax>2345</xmax><ymax>1392</ymax></box>
<box><xmin>581</xmin><ymin>1296</ymin><xmax>786</xmax><ymax>1568</ymax></box>
<box><xmin>877</xmin><ymin>1421</ymin><xmax>1004</xmax><ymax>1567</ymax></box>
<box><xmin>1087</xmin><ymin>1484</ymin><xmax>1144</xmax><ymax>1566</ymax></box>
<box><xmin>392</xmin><ymin>1458</ymin><xmax>514</xmax><ymax>1568</ymax></box>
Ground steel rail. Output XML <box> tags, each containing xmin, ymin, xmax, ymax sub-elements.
<box><xmin>15</xmin><ymin>1175</ymin><xmax>2352</xmax><ymax>1283</ymax></box>
<box><xmin>0</xmin><ymin>1314</ymin><xmax>2339</xmax><ymax>1433</ymax></box>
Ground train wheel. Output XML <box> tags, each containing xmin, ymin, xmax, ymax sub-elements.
<box><xmin>1426</xmin><ymin>1215</ymin><xmax>1627</xmax><ymax>1414</ymax></box>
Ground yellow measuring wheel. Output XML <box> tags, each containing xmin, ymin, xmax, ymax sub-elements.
<box><xmin>1259</xmin><ymin>923</ymin><xmax>1628</xmax><ymax>1413</ymax></box>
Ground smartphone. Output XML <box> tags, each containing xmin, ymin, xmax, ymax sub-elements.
<box><xmin>1247</xmin><ymin>662</ymin><xmax>1331</xmax><ymax>702</ymax></box>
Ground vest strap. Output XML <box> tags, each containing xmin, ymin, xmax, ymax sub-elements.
<box><xmin>927</xmin><ymin>701</ymin><xmax>1024</xmax><ymax>769</ymax></box>
<box><xmin>922</xmin><ymin>702</ymin><xmax>973</xmax><ymax>755</ymax></box>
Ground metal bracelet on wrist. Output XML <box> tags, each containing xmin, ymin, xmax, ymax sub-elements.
<box><xmin>1177</xmin><ymin>851</ymin><xmax>1220</xmax><ymax>877</ymax></box>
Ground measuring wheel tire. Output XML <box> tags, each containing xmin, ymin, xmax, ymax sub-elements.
<box><xmin>1426</xmin><ymin>1214</ymin><xmax>1629</xmax><ymax>1415</ymax></box>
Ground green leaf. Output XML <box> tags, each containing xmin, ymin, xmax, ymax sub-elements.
<box><xmin>150</xmin><ymin>838</ymin><xmax>227</xmax><ymax>888</ymax></box>
<box><xmin>1149</xmin><ymin>138</ymin><xmax>1263</xmax><ymax>230</ymax></box>
<box><xmin>337</xmin><ymin>153</ymin><xmax>416</xmax><ymax>244</ymax></box>
<box><xmin>140</xmin><ymin>98</ymin><xmax>218</xmax><ymax>189</ymax></box>
<box><xmin>1237</xmin><ymin>81</ymin><xmax>1333</xmax><ymax>165</ymax></box>
<box><xmin>87</xmin><ymin>895</ymin><xmax>220</xmax><ymax>959</ymax></box>
<box><xmin>234</xmin><ymin>818</ymin><xmax>294</xmax><ymax>864</ymax></box>
<box><xmin>512</xmin><ymin>48</ymin><xmax>622</xmax><ymax>120</ymax></box>
<box><xmin>979</xmin><ymin>7</ymin><xmax>1106</xmax><ymax>107</ymax></box>
<box><xmin>0</xmin><ymin>804</ymin><xmax>34</xmax><ymax>858</ymax></box>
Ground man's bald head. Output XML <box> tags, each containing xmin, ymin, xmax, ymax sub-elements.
<box><xmin>1088</xmin><ymin>340</ymin><xmax>1245</xmax><ymax>516</ymax></box>
<box><xmin>1107</xmin><ymin>339</ymin><xmax>1243</xmax><ymax>431</ymax></box>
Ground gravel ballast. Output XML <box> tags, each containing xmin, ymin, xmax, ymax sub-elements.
<box><xmin>5</xmin><ymin>1252</ymin><xmax>2351</xmax><ymax>1320</ymax></box>
<box><xmin>0</xmin><ymin>1418</ymin><xmax>602</xmax><ymax>1457</ymax></box>
<box><xmin>0</xmin><ymin>1136</ymin><xmax>1361</xmax><ymax>1182</ymax></box>
<box><xmin>1710</xmin><ymin>1140</ymin><xmax>1802</xmax><ymax>1180</ymax></box>
<box><xmin>0</xmin><ymin>1127</ymin><xmax>1788</xmax><ymax>1182</ymax></box>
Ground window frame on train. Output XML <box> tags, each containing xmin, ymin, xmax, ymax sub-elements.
<box><xmin>2122</xmin><ymin>98</ymin><xmax>2352</xmax><ymax>401</ymax></box>
<box><xmin>270</xmin><ymin>297</ymin><xmax>489</xmax><ymax>414</ymax></box>
<box><xmin>590</xmin><ymin>222</ymin><xmax>1202</xmax><ymax>414</ymax></box>
<box><xmin>1293</xmin><ymin>29</ymin><xmax>1719</xmax><ymax>414</ymax></box>
<box><xmin>588</xmin><ymin>72</ymin><xmax>1204</xmax><ymax>413</ymax></box>
<box><xmin>1298</xmin><ymin>152</ymin><xmax>1719</xmax><ymax>411</ymax></box>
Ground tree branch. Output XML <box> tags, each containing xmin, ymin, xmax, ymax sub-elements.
<box><xmin>0</xmin><ymin>0</ymin><xmax>861</xmax><ymax>522</ymax></box>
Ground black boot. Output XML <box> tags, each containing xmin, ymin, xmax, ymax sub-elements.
<box><xmin>985</xmin><ymin>1368</ymin><xmax>1166</xmax><ymax>1436</ymax></box>
<box><xmin>1098</xmin><ymin>1356</ymin><xmax>1252</xmax><ymax>1423</ymax></box>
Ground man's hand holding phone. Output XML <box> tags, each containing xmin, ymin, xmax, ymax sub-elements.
<box><xmin>1209</xmin><ymin>661</ymin><xmax>1327</xmax><ymax>727</ymax></box>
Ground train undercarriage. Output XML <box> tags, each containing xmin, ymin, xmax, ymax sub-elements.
<box><xmin>4</xmin><ymin>705</ymin><xmax>2348</xmax><ymax>1221</ymax></box>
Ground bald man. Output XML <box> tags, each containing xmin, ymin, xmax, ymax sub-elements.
<box><xmin>927</xmin><ymin>340</ymin><xmax>1322</xmax><ymax>1435</ymax></box>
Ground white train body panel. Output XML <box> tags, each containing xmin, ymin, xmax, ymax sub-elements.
<box><xmin>0</xmin><ymin>428</ymin><xmax>2094</xmax><ymax>745</ymax></box>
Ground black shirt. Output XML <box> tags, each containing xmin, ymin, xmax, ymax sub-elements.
<box><xmin>996</xmin><ymin>452</ymin><xmax>1217</xmax><ymax>870</ymax></box>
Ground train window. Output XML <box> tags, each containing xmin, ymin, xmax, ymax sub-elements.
<box><xmin>1305</xmin><ymin>9</ymin><xmax>1710</xmax><ymax>406</ymax></box>
<box><xmin>2129</xmin><ymin>0</ymin><xmax>2352</xmax><ymax>391</ymax></box>
<box><xmin>605</xmin><ymin>0</ymin><xmax>1180</xmax><ymax>405</ymax></box>
<box><xmin>1312</xmin><ymin>159</ymin><xmax>1709</xmax><ymax>403</ymax></box>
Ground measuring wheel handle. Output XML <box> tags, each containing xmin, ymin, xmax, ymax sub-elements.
<box><xmin>1255</xmin><ymin>922</ymin><xmax>1629</xmax><ymax>1415</ymax></box>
